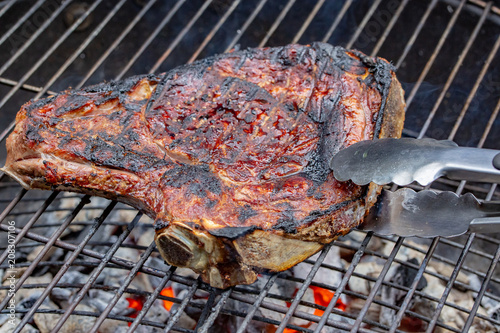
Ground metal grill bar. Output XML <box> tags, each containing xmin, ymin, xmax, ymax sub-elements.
<box><xmin>395</xmin><ymin>0</ymin><xmax>438</xmax><ymax>69</ymax></box>
<box><xmin>127</xmin><ymin>265</ymin><xmax>177</xmax><ymax>332</ymax></box>
<box><xmin>0</xmin><ymin>188</ymin><xmax>26</xmax><ymax>222</ymax></box>
<box><xmin>13</xmin><ymin>200</ymin><xmax>117</xmax><ymax>332</ymax></box>
<box><xmin>388</xmin><ymin>237</ymin><xmax>440</xmax><ymax>332</ymax></box>
<box><xmin>478</xmin><ymin>96</ymin><xmax>500</xmax><ymax>148</ymax></box>
<box><xmin>117</xmin><ymin>0</ymin><xmax>187</xmax><ymax>79</ymax></box>
<box><xmin>0</xmin><ymin>0</ymin><xmax>15</xmax><ymax>18</ymax></box>
<box><xmin>236</xmin><ymin>273</ymin><xmax>279</xmax><ymax>333</ymax></box>
<box><xmin>350</xmin><ymin>237</ymin><xmax>405</xmax><ymax>331</ymax></box>
<box><xmin>75</xmin><ymin>0</ymin><xmax>156</xmax><ymax>89</ymax></box>
<box><xmin>370</xmin><ymin>0</ymin><xmax>409</xmax><ymax>56</ymax></box>
<box><xmin>0</xmin><ymin>0</ymin><xmax>72</xmax><ymax>80</ymax></box>
<box><xmin>90</xmin><ymin>241</ymin><xmax>157</xmax><ymax>332</ymax></box>
<box><xmin>0</xmin><ymin>76</ymin><xmax>56</xmax><ymax>95</ymax></box>
<box><xmin>0</xmin><ymin>0</ymin><xmax>45</xmax><ymax>47</ymax></box>
<box><xmin>426</xmin><ymin>233</ymin><xmax>476</xmax><ymax>332</ymax></box>
<box><xmin>258</xmin><ymin>0</ymin><xmax>295</xmax><ymax>48</ymax></box>
<box><xmin>314</xmin><ymin>233</ymin><xmax>373</xmax><ymax>332</ymax></box>
<box><xmin>188</xmin><ymin>0</ymin><xmax>241</xmax><ymax>63</ymax></box>
<box><xmin>34</xmin><ymin>0</ymin><xmax>130</xmax><ymax>99</ymax></box>
<box><xmin>321</xmin><ymin>0</ymin><xmax>353</xmax><ymax>43</ymax></box>
<box><xmin>0</xmin><ymin>0</ymin><xmax>100</xmax><ymax>143</ymax></box>
<box><xmin>418</xmin><ymin>1</ymin><xmax>492</xmax><ymax>139</ymax></box>
<box><xmin>343</xmin><ymin>235</ymin><xmax>500</xmax><ymax>304</ymax></box>
<box><xmin>448</xmin><ymin>34</ymin><xmax>500</xmax><ymax>140</ymax></box>
<box><xmin>50</xmin><ymin>211</ymin><xmax>143</xmax><ymax>332</ymax></box>
<box><xmin>0</xmin><ymin>195</ymin><xmax>91</xmax><ymax>310</ymax></box>
<box><xmin>225</xmin><ymin>0</ymin><xmax>268</xmax><ymax>52</ymax></box>
<box><xmin>198</xmin><ymin>288</ymin><xmax>233</xmax><ymax>333</ymax></box>
<box><xmin>292</xmin><ymin>0</ymin><xmax>325</xmax><ymax>44</ymax></box>
<box><xmin>162</xmin><ymin>279</ymin><xmax>198</xmax><ymax>332</ymax></box>
<box><xmin>346</xmin><ymin>0</ymin><xmax>382</xmax><ymax>49</ymax></box>
<box><xmin>464</xmin><ymin>233</ymin><xmax>500</xmax><ymax>330</ymax></box>
<box><xmin>150</xmin><ymin>0</ymin><xmax>213</xmax><ymax>73</ymax></box>
<box><xmin>0</xmin><ymin>191</ymin><xmax>58</xmax><ymax>265</ymax></box>
<box><xmin>405</xmin><ymin>0</ymin><xmax>466</xmax><ymax>108</ymax></box>
<box><xmin>276</xmin><ymin>244</ymin><xmax>332</xmax><ymax>332</ymax></box>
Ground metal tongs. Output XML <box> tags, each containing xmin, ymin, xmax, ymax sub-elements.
<box><xmin>330</xmin><ymin>138</ymin><xmax>500</xmax><ymax>238</ymax></box>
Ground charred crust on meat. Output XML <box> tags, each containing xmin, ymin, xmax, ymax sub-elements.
<box><xmin>237</xmin><ymin>204</ymin><xmax>258</xmax><ymax>223</ymax></box>
<box><xmin>24</xmin><ymin>96</ymin><xmax>56</xmax><ymax>115</ymax></box>
<box><xmin>161</xmin><ymin>164</ymin><xmax>222</xmax><ymax>195</ymax></box>
<box><xmin>207</xmin><ymin>225</ymin><xmax>258</xmax><ymax>239</ymax></box>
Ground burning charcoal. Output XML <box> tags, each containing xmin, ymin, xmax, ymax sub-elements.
<box><xmin>96</xmin><ymin>319</ymin><xmax>129</xmax><ymax>333</ymax></box>
<box><xmin>290</xmin><ymin>247</ymin><xmax>350</xmax><ymax>330</ymax></box>
<box><xmin>348</xmin><ymin>259</ymin><xmax>383</xmax><ymax>296</ymax></box>
<box><xmin>87</xmin><ymin>290</ymin><xmax>131</xmax><ymax>316</ymax></box>
<box><xmin>167</xmin><ymin>288</ymin><xmax>198</xmax><ymax>329</ymax></box>
<box><xmin>469</xmin><ymin>274</ymin><xmax>500</xmax><ymax>315</ymax></box>
<box><xmin>345</xmin><ymin>298</ymin><xmax>380</xmax><ymax>324</ymax></box>
<box><xmin>144</xmin><ymin>299</ymin><xmax>169</xmax><ymax>324</ymax></box>
<box><xmin>1</xmin><ymin>266</ymin><xmax>26</xmax><ymax>280</ymax></box>
<box><xmin>33</xmin><ymin>303</ymin><xmax>96</xmax><ymax>333</ymax></box>
<box><xmin>379</xmin><ymin>258</ymin><xmax>427</xmax><ymax>327</ymax></box>
<box><xmin>144</xmin><ymin>256</ymin><xmax>172</xmax><ymax>290</ymax></box>
<box><xmin>338</xmin><ymin>231</ymin><xmax>383</xmax><ymax>258</ymax></box>
<box><xmin>50</xmin><ymin>270</ymin><xmax>89</xmax><ymax>307</ymax></box>
<box><xmin>0</xmin><ymin>273</ymin><xmax>52</xmax><ymax>303</ymax></box>
<box><xmin>294</xmin><ymin>247</ymin><xmax>343</xmax><ymax>289</ymax></box>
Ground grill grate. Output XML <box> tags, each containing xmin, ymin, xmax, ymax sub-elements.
<box><xmin>1</xmin><ymin>0</ymin><xmax>500</xmax><ymax>332</ymax></box>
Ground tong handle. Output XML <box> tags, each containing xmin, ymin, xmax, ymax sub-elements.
<box><xmin>444</xmin><ymin>147</ymin><xmax>500</xmax><ymax>184</ymax></box>
<box><xmin>469</xmin><ymin>217</ymin><xmax>500</xmax><ymax>233</ymax></box>
<box><xmin>494</xmin><ymin>153</ymin><xmax>500</xmax><ymax>170</ymax></box>
<box><xmin>331</xmin><ymin>138</ymin><xmax>500</xmax><ymax>186</ymax></box>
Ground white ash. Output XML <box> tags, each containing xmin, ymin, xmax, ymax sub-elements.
<box><xmin>96</xmin><ymin>319</ymin><xmax>130</xmax><ymax>333</ymax></box>
<box><xmin>0</xmin><ymin>318</ymin><xmax>37</xmax><ymax>333</ymax></box>
<box><xmin>87</xmin><ymin>289</ymin><xmax>132</xmax><ymax>316</ymax></box>
<box><xmin>144</xmin><ymin>256</ymin><xmax>172</xmax><ymax>290</ymax></box>
<box><xmin>293</xmin><ymin>246</ymin><xmax>343</xmax><ymax>288</ymax></box>
<box><xmin>50</xmin><ymin>270</ymin><xmax>90</xmax><ymax>307</ymax></box>
<box><xmin>379</xmin><ymin>258</ymin><xmax>428</xmax><ymax>327</ymax></box>
<box><xmin>33</xmin><ymin>303</ymin><xmax>95</xmax><ymax>333</ymax></box>
<box><xmin>168</xmin><ymin>288</ymin><xmax>197</xmax><ymax>330</ymax></box>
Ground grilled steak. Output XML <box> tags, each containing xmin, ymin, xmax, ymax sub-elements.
<box><xmin>2</xmin><ymin>43</ymin><xmax>405</xmax><ymax>288</ymax></box>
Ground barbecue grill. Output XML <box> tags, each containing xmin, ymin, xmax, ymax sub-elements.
<box><xmin>1</xmin><ymin>0</ymin><xmax>500</xmax><ymax>332</ymax></box>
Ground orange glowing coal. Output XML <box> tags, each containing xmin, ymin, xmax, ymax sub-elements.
<box><xmin>126</xmin><ymin>296</ymin><xmax>145</xmax><ymax>326</ymax></box>
<box><xmin>310</xmin><ymin>285</ymin><xmax>346</xmax><ymax>315</ymax></box>
<box><xmin>280</xmin><ymin>285</ymin><xmax>347</xmax><ymax>333</ymax></box>
<box><xmin>160</xmin><ymin>286</ymin><xmax>175</xmax><ymax>311</ymax></box>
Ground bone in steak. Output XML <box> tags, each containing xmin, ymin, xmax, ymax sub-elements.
<box><xmin>2</xmin><ymin>43</ymin><xmax>405</xmax><ymax>288</ymax></box>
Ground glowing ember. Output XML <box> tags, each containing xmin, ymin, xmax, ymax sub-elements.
<box><xmin>278</xmin><ymin>286</ymin><xmax>347</xmax><ymax>332</ymax></box>
<box><xmin>310</xmin><ymin>285</ymin><xmax>346</xmax><ymax>315</ymax></box>
<box><xmin>126</xmin><ymin>296</ymin><xmax>144</xmax><ymax>326</ymax></box>
<box><xmin>160</xmin><ymin>286</ymin><xmax>175</xmax><ymax>311</ymax></box>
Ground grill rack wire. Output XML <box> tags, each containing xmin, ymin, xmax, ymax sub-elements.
<box><xmin>0</xmin><ymin>0</ymin><xmax>500</xmax><ymax>332</ymax></box>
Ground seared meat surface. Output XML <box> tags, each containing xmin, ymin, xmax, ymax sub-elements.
<box><xmin>2</xmin><ymin>43</ymin><xmax>405</xmax><ymax>288</ymax></box>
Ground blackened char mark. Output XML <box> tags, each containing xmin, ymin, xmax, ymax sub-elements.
<box><xmin>80</xmin><ymin>136</ymin><xmax>167</xmax><ymax>172</ymax></box>
<box><xmin>273</xmin><ymin>199</ymin><xmax>355</xmax><ymax>233</ymax></box>
<box><xmin>207</xmin><ymin>225</ymin><xmax>259</xmax><ymax>239</ymax></box>
<box><xmin>349</xmin><ymin>48</ymin><xmax>395</xmax><ymax>138</ymax></box>
<box><xmin>24</xmin><ymin>96</ymin><xmax>56</xmax><ymax>116</ymax></box>
<box><xmin>25</xmin><ymin>125</ymin><xmax>46</xmax><ymax>144</ymax></box>
<box><xmin>161</xmin><ymin>164</ymin><xmax>222</xmax><ymax>196</ymax></box>
<box><xmin>83</xmin><ymin>74</ymin><xmax>159</xmax><ymax>94</ymax></box>
<box><xmin>55</xmin><ymin>94</ymin><xmax>92</xmax><ymax>116</ymax></box>
<box><xmin>237</xmin><ymin>204</ymin><xmax>258</xmax><ymax>223</ymax></box>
